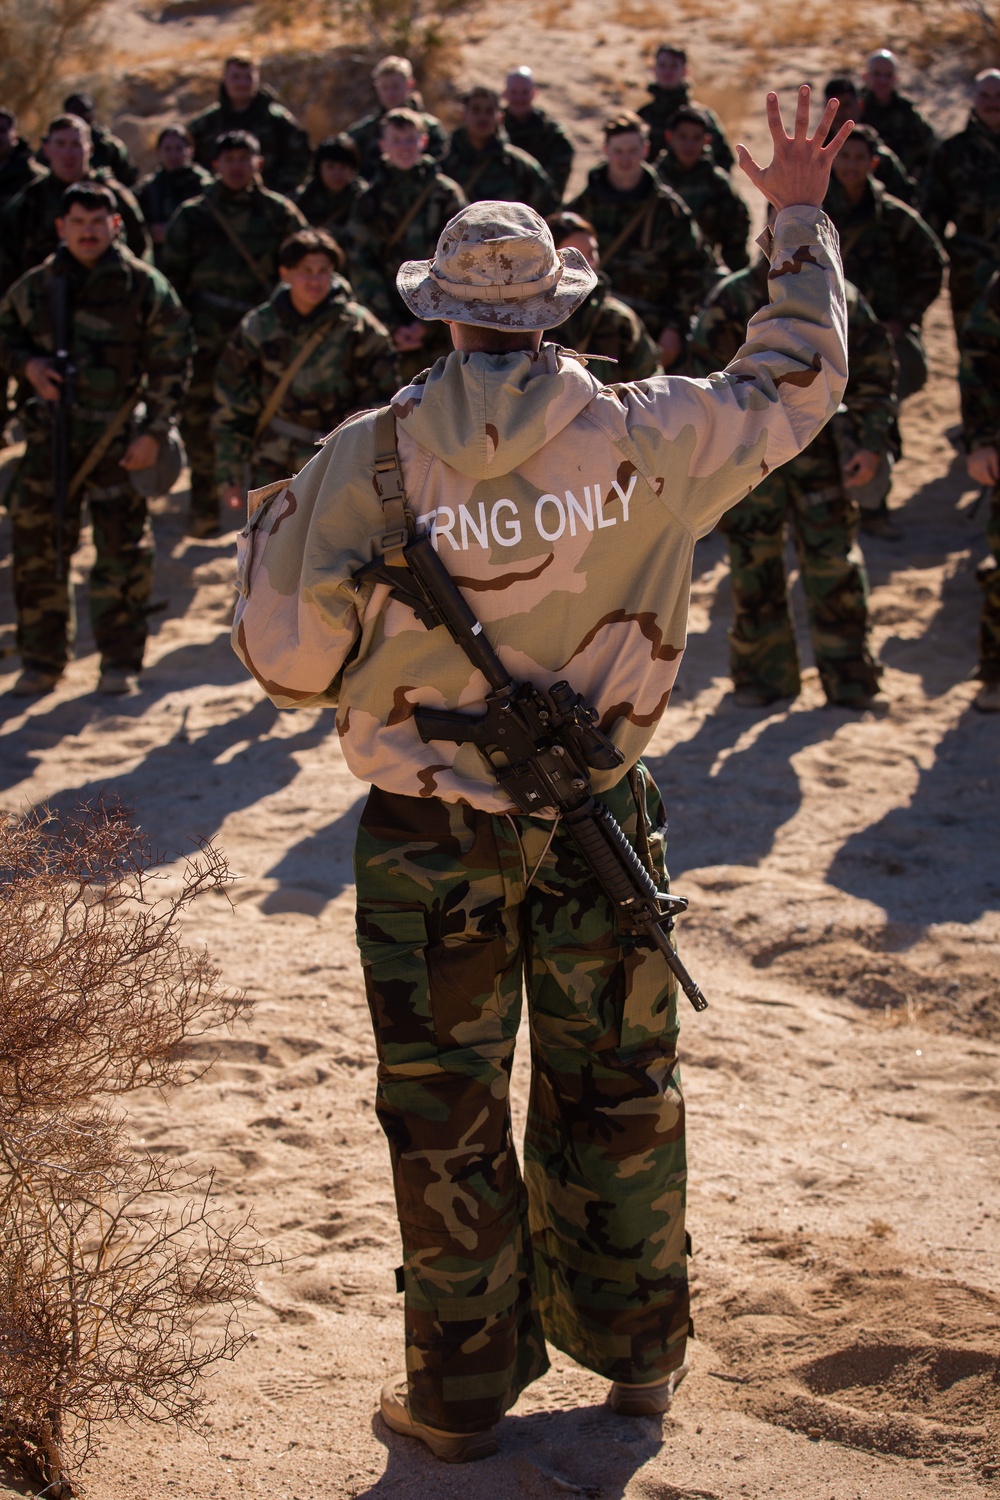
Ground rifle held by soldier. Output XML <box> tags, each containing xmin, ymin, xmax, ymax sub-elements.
<box><xmin>48</xmin><ymin>272</ymin><xmax>76</xmax><ymax>583</ymax></box>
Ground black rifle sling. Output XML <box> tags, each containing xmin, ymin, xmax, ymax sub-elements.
<box><xmin>372</xmin><ymin>406</ymin><xmax>412</xmax><ymax>564</ymax></box>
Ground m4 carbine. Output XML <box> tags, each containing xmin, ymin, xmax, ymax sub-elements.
<box><xmin>48</xmin><ymin>271</ymin><xmax>77</xmax><ymax>583</ymax></box>
<box><xmin>355</xmin><ymin>531</ymin><xmax>708</xmax><ymax>1012</ymax></box>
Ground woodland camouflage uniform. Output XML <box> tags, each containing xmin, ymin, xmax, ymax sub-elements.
<box><xmin>162</xmin><ymin>178</ymin><xmax>305</xmax><ymax>528</ymax></box>
<box><xmin>692</xmin><ymin>263</ymin><xmax>896</xmax><ymax>704</ymax></box>
<box><xmin>0</xmin><ymin>243</ymin><xmax>192</xmax><ymax>676</ymax></box>
<box><xmin>212</xmin><ymin>279</ymin><xmax>399</xmax><ymax>491</ymax></box>
<box><xmin>870</xmin><ymin>140</ymin><xmax>917</xmax><ymax>205</ymax></box>
<box><xmin>958</xmin><ymin>270</ymin><xmax>1000</xmax><ymax>683</ymax></box>
<box><xmin>654</xmin><ymin>150</ymin><xmax>750</xmax><ymax>271</ymax></box>
<box><xmin>824</xmin><ymin>174</ymin><xmax>945</xmax><ymax>399</ymax></box>
<box><xmin>347</xmin><ymin>156</ymin><xmax>465</xmax><ymax>379</ymax></box>
<box><xmin>502</xmin><ymin>106</ymin><xmax>574</xmax><ymax>201</ymax></box>
<box><xmin>348</xmin><ymin>104</ymin><xmax>447</xmax><ymax>178</ymax></box>
<box><xmin>188</xmin><ymin>86</ymin><xmax>310</xmax><ymax>197</ymax></box>
<box><xmin>136</xmin><ymin>161</ymin><xmax>214</xmax><ymax>268</ymax></box>
<box><xmin>637</xmin><ymin>83</ymin><xmax>734</xmax><ymax>171</ymax></box>
<box><xmin>294</xmin><ymin>173</ymin><xmax>367</xmax><ymax>245</ymax></box>
<box><xmin>860</xmin><ymin>88</ymin><xmax>938</xmax><ymax>180</ymax></box>
<box><xmin>922</xmin><ymin>110</ymin><xmax>1000</xmax><ymax>335</ymax></box>
<box><xmin>84</xmin><ymin>123</ymin><xmax>138</xmax><ymax>188</ymax></box>
<box><xmin>553</xmin><ymin>273</ymin><xmax>661</xmax><ymax>382</ymax></box>
<box><xmin>0</xmin><ymin>139</ymin><xmax>46</xmax><ymax>210</ymax></box>
<box><xmin>231</xmin><ymin>203</ymin><xmax>848</xmax><ymax>1434</ymax></box>
<box><xmin>568</xmin><ymin>163</ymin><xmax>714</xmax><ymax>342</ymax></box>
<box><xmin>0</xmin><ymin>168</ymin><xmax>151</xmax><ymax>295</ymax></box>
<box><xmin>440</xmin><ymin>128</ymin><xmax>556</xmax><ymax>216</ymax></box>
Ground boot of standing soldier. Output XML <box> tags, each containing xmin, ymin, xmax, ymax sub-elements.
<box><xmin>0</xmin><ymin>182</ymin><xmax>191</xmax><ymax>697</ymax></box>
<box><xmin>958</xmin><ymin>269</ymin><xmax>1000</xmax><ymax>712</ymax></box>
<box><xmin>163</xmin><ymin>128</ymin><xmax>305</xmax><ymax>537</ymax></box>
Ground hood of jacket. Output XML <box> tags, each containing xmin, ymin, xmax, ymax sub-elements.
<box><xmin>391</xmin><ymin>344</ymin><xmax>604</xmax><ymax>480</ymax></box>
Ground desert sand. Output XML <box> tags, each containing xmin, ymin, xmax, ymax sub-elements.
<box><xmin>1</xmin><ymin>3</ymin><xmax>998</xmax><ymax>1495</ymax></box>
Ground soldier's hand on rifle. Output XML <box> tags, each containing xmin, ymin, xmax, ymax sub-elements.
<box><xmin>736</xmin><ymin>85</ymin><xmax>854</xmax><ymax>209</ymax></box>
<box><xmin>120</xmin><ymin>433</ymin><xmax>160</xmax><ymax>471</ymax></box>
<box><xmin>221</xmin><ymin>482</ymin><xmax>244</xmax><ymax>512</ymax></box>
<box><xmin>25</xmin><ymin>357</ymin><xmax>63</xmax><ymax>403</ymax></box>
<box><xmin>968</xmin><ymin>445</ymin><xmax>1000</xmax><ymax>487</ymax></box>
<box><xmin>843</xmin><ymin>448</ymin><xmax>882</xmax><ymax>487</ymax></box>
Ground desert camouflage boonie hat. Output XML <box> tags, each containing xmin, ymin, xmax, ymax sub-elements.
<box><xmin>397</xmin><ymin>200</ymin><xmax>598</xmax><ymax>330</ymax></box>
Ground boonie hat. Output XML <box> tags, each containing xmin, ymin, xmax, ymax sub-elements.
<box><xmin>397</xmin><ymin>201</ymin><xmax>597</xmax><ymax>331</ymax></box>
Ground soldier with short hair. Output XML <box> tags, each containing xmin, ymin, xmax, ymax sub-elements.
<box><xmin>213</xmin><ymin>227</ymin><xmax>398</xmax><ymax>507</ymax></box>
<box><xmin>655</xmin><ymin>106</ymin><xmax>750</xmax><ymax>271</ymax></box>
<box><xmin>0</xmin><ymin>114</ymin><xmax>151</xmax><ymax>295</ymax></box>
<box><xmin>502</xmin><ymin>67</ymin><xmax>574</xmax><ymax>202</ymax></box>
<box><xmin>294</xmin><ymin>135</ymin><xmax>367</xmax><ymax>246</ymax></box>
<box><xmin>0</xmin><ymin>181</ymin><xmax>192</xmax><ymax>698</ymax></box>
<box><xmin>163</xmin><ymin>128</ymin><xmax>306</xmax><ymax>536</ymax></box>
<box><xmin>692</xmin><ymin>238</ymin><xmax>896</xmax><ymax>709</ymax></box>
<box><xmin>568</xmin><ymin>112</ymin><xmax>714</xmax><ymax>368</ymax></box>
<box><xmin>0</xmin><ymin>108</ymin><xmax>45</xmax><ymax>210</ymax></box>
<box><xmin>957</xmin><ymin>270</ymin><xmax>1000</xmax><ymax>712</ymax></box>
<box><xmin>547</xmin><ymin>211</ymin><xmax>661</xmax><ymax>380</ymax></box>
<box><xmin>348</xmin><ymin>108</ymin><xmax>465</xmax><ymax>380</ymax></box>
<box><xmin>638</xmin><ymin>44</ymin><xmax>734</xmax><ymax>171</ymax></box>
<box><xmin>441</xmin><ymin>86</ymin><xmax>555</xmax><ymax>215</ymax></box>
<box><xmin>136</xmin><ymin>126</ymin><xmax>213</xmax><ymax>267</ymax></box>
<box><xmin>187</xmin><ymin>55</ymin><xmax>310</xmax><ymax>198</ymax></box>
<box><xmin>347</xmin><ymin>56</ymin><xmax>447</xmax><ymax>178</ymax></box>
<box><xmin>922</xmin><ymin>68</ymin><xmax>1000</xmax><ymax>339</ymax></box>
<box><xmin>860</xmin><ymin>50</ymin><xmax>938</xmax><ymax>181</ymax></box>
<box><xmin>823</xmin><ymin>76</ymin><xmax>917</xmax><ymax>204</ymax></box>
<box><xmin>60</xmin><ymin>91</ymin><xmax>138</xmax><ymax>187</ymax></box>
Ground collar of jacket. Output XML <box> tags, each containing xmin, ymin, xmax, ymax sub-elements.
<box><xmin>451</xmin><ymin>127</ymin><xmax>510</xmax><ymax>159</ymax></box>
<box><xmin>216</xmin><ymin>82</ymin><xmax>276</xmax><ymax>115</ymax></box>
<box><xmin>588</xmin><ymin>160</ymin><xmax>661</xmax><ymax>201</ymax></box>
<box><xmin>52</xmin><ymin>240</ymin><xmax>131</xmax><ymax>286</ymax></box>
<box><xmin>208</xmin><ymin>179</ymin><xmax>260</xmax><ymax>209</ymax></box>
<box><xmin>645</xmin><ymin>82</ymin><xmax>690</xmax><ymax>109</ymax></box>
<box><xmin>274</xmin><ymin>280</ymin><xmax>349</xmax><ymax>326</ymax></box>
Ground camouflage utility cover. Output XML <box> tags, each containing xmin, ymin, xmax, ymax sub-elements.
<box><xmin>232</xmin><ymin>207</ymin><xmax>848</xmax><ymax>811</ymax></box>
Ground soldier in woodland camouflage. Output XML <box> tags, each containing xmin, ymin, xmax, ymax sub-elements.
<box><xmin>824</xmin><ymin>78</ymin><xmax>917</xmax><ymax>205</ymax></box>
<box><xmin>347</xmin><ymin>56</ymin><xmax>447</xmax><ymax>178</ymax></box>
<box><xmin>136</xmin><ymin>126</ymin><xmax>213</xmax><ymax>269</ymax></box>
<box><xmin>0</xmin><ymin>182</ymin><xmax>191</xmax><ymax>697</ymax></box>
<box><xmin>548</xmin><ymin>212</ymin><xmax>661</xmax><ymax>381</ymax></box>
<box><xmin>61</xmin><ymin>92</ymin><xmax>138</xmax><ymax>187</ymax></box>
<box><xmin>212</xmin><ymin>228</ymin><xmax>398</xmax><ymax>500</ymax></box>
<box><xmin>294</xmin><ymin>136</ymin><xmax>367</xmax><ymax>247</ymax></box>
<box><xmin>0</xmin><ymin>109</ymin><xmax>46</xmax><ymax>210</ymax></box>
<box><xmin>232</xmin><ymin>86</ymin><xmax>852</xmax><ymax>1461</ymax></box>
<box><xmin>638</xmin><ymin>44</ymin><xmax>734</xmax><ymax>171</ymax></box>
<box><xmin>860</xmin><ymin>51</ymin><xmax>938</xmax><ymax>181</ymax></box>
<box><xmin>187</xmin><ymin>55</ymin><xmax>310</xmax><ymax>197</ymax></box>
<box><xmin>654</xmin><ymin>107</ymin><xmax>750</xmax><ymax>272</ymax></box>
<box><xmin>163</xmin><ymin>129</ymin><xmax>305</xmax><ymax>534</ymax></box>
<box><xmin>441</xmin><ymin>87</ymin><xmax>555</xmax><ymax>217</ymax></box>
<box><xmin>692</xmin><ymin>252</ymin><xmax>895</xmax><ymax>707</ymax></box>
<box><xmin>568</xmin><ymin>113</ymin><xmax>714</xmax><ymax>367</ymax></box>
<box><xmin>922</xmin><ymin>69</ymin><xmax>1000</xmax><ymax>338</ymax></box>
<box><xmin>502</xmin><ymin>68</ymin><xmax>574</xmax><ymax>202</ymax></box>
<box><xmin>0</xmin><ymin>115</ymin><xmax>151</xmax><ymax>295</ymax></box>
<box><xmin>348</xmin><ymin>109</ymin><xmax>465</xmax><ymax>381</ymax></box>
<box><xmin>957</xmin><ymin>271</ymin><xmax>1000</xmax><ymax>712</ymax></box>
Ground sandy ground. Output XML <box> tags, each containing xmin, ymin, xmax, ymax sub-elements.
<box><xmin>2</xmin><ymin>5</ymin><xmax>999</xmax><ymax>1496</ymax></box>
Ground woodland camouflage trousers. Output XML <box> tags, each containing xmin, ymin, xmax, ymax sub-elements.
<box><xmin>10</xmin><ymin>427</ymin><xmax>153</xmax><ymax>676</ymax></box>
<box><xmin>354</xmin><ymin>766</ymin><xmax>689</xmax><ymax>1435</ymax></box>
<box><xmin>978</xmin><ymin>485</ymin><xmax>1000</xmax><ymax>682</ymax></box>
<box><xmin>721</xmin><ymin>459</ymin><xmax>881</xmax><ymax>704</ymax></box>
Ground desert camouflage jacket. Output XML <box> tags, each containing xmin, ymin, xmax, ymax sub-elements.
<box><xmin>188</xmin><ymin>85</ymin><xmax>311</xmax><ymax>197</ymax></box>
<box><xmin>654</xmin><ymin>151</ymin><xmax>750</xmax><ymax>271</ymax></box>
<box><xmin>824</xmin><ymin>175</ymin><xmax>945</xmax><ymax>327</ymax></box>
<box><xmin>440</xmin><ymin>129</ymin><xmax>555</xmax><ymax>216</ymax></box>
<box><xmin>861</xmin><ymin>89</ymin><xmax>939</xmax><ymax>180</ymax></box>
<box><xmin>958</xmin><ymin>270</ymin><xmax>1000</xmax><ymax>451</ymax></box>
<box><xmin>553</xmin><ymin>274</ymin><xmax>661</xmax><ymax>383</ymax></box>
<box><xmin>0</xmin><ymin>167</ymin><xmax>151</xmax><ymax>296</ymax></box>
<box><xmin>691</xmin><ymin>258</ymin><xmax>899</xmax><ymax>459</ymax></box>
<box><xmin>212</xmin><ymin>281</ymin><xmax>398</xmax><ymax>485</ymax></box>
<box><xmin>922</xmin><ymin>112</ymin><xmax>1000</xmax><ymax>313</ymax></box>
<box><xmin>637</xmin><ymin>83</ymin><xmax>734</xmax><ymax>171</ymax></box>
<box><xmin>567</xmin><ymin>163</ymin><xmax>714</xmax><ymax>339</ymax></box>
<box><xmin>503</xmin><ymin>106</ymin><xmax>574</xmax><ymax>201</ymax></box>
<box><xmin>347</xmin><ymin>102</ymin><xmax>447</xmax><ymax>177</ymax></box>
<box><xmin>162</xmin><ymin>179</ymin><xmax>306</xmax><ymax>353</ymax></box>
<box><xmin>232</xmin><ymin>206</ymin><xmax>847</xmax><ymax>809</ymax></box>
<box><xmin>347</xmin><ymin>158</ymin><xmax>466</xmax><ymax>331</ymax></box>
<box><xmin>0</xmin><ymin>242</ymin><xmax>192</xmax><ymax>438</ymax></box>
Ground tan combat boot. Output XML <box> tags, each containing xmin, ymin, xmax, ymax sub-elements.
<box><xmin>379</xmin><ymin>1375</ymin><xmax>498</xmax><ymax>1462</ymax></box>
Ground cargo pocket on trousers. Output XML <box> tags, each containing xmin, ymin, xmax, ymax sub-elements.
<box><xmin>356</xmin><ymin>907</ymin><xmax>433</xmax><ymax>1059</ymax></box>
<box><xmin>425</xmin><ymin>926</ymin><xmax>511</xmax><ymax>1051</ymax></box>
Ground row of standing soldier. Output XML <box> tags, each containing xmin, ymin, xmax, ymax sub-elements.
<box><xmin>0</xmin><ymin>49</ymin><xmax>998</xmax><ymax>710</ymax></box>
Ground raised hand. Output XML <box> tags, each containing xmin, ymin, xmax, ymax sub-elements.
<box><xmin>736</xmin><ymin>85</ymin><xmax>854</xmax><ymax>210</ymax></box>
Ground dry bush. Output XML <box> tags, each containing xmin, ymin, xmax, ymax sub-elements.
<box><xmin>0</xmin><ymin>0</ymin><xmax>113</xmax><ymax>136</ymax></box>
<box><xmin>0</xmin><ymin>804</ymin><xmax>262</xmax><ymax>1498</ymax></box>
<box><xmin>896</xmin><ymin>0</ymin><xmax>1000</xmax><ymax>70</ymax></box>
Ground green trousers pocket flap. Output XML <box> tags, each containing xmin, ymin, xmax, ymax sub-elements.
<box><xmin>356</xmin><ymin>907</ymin><xmax>427</xmax><ymax>964</ymax></box>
